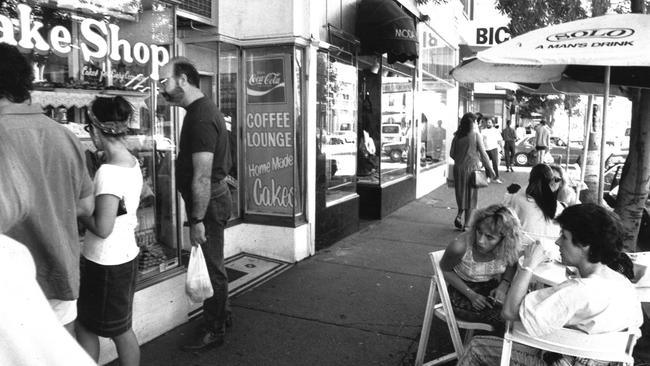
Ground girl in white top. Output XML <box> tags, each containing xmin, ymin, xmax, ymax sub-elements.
<box><xmin>458</xmin><ymin>203</ymin><xmax>642</xmax><ymax>366</ymax></box>
<box><xmin>507</xmin><ymin>164</ymin><xmax>564</xmax><ymax>239</ymax></box>
<box><xmin>78</xmin><ymin>96</ymin><xmax>142</xmax><ymax>366</ymax></box>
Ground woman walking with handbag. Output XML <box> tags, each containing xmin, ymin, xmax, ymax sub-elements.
<box><xmin>450</xmin><ymin>113</ymin><xmax>495</xmax><ymax>231</ymax></box>
<box><xmin>77</xmin><ymin>96</ymin><xmax>143</xmax><ymax>366</ymax></box>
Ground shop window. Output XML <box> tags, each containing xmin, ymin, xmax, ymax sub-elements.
<box><xmin>219</xmin><ymin>43</ymin><xmax>241</xmax><ymax>219</ymax></box>
<box><xmin>418</xmin><ymin>27</ymin><xmax>455</xmax><ymax>170</ymax></box>
<box><xmin>9</xmin><ymin>1</ymin><xmax>181</xmax><ymax>284</ymax></box>
<box><xmin>316</xmin><ymin>52</ymin><xmax>358</xmax><ymax>204</ymax></box>
<box><xmin>358</xmin><ymin>55</ymin><xmax>415</xmax><ymax>185</ymax></box>
<box><xmin>242</xmin><ymin>46</ymin><xmax>304</xmax><ymax>220</ymax></box>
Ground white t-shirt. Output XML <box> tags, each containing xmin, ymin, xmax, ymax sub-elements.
<box><xmin>0</xmin><ymin>235</ymin><xmax>96</xmax><ymax>366</ymax></box>
<box><xmin>520</xmin><ymin>266</ymin><xmax>643</xmax><ymax>337</ymax></box>
<box><xmin>83</xmin><ymin>160</ymin><xmax>143</xmax><ymax>265</ymax></box>
<box><xmin>482</xmin><ymin>128</ymin><xmax>502</xmax><ymax>151</ymax></box>
<box><xmin>507</xmin><ymin>191</ymin><xmax>563</xmax><ymax>239</ymax></box>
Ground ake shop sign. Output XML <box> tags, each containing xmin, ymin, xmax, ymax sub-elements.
<box><xmin>244</xmin><ymin>53</ymin><xmax>299</xmax><ymax>216</ymax></box>
<box><xmin>0</xmin><ymin>3</ymin><xmax>169</xmax><ymax>80</ymax></box>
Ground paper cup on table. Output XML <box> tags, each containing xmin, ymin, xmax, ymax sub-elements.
<box><xmin>521</xmin><ymin>232</ymin><xmax>560</xmax><ymax>262</ymax></box>
<box><xmin>539</xmin><ymin>236</ymin><xmax>561</xmax><ymax>262</ymax></box>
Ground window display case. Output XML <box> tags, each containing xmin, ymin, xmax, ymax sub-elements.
<box><xmin>13</xmin><ymin>0</ymin><xmax>180</xmax><ymax>285</ymax></box>
<box><xmin>357</xmin><ymin>55</ymin><xmax>415</xmax><ymax>185</ymax></box>
<box><xmin>316</xmin><ymin>52</ymin><xmax>358</xmax><ymax>205</ymax></box>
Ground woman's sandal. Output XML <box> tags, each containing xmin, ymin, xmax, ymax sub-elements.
<box><xmin>454</xmin><ymin>216</ymin><xmax>463</xmax><ymax>230</ymax></box>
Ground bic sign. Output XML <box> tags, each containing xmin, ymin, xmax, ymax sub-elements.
<box><xmin>476</xmin><ymin>26</ymin><xmax>511</xmax><ymax>45</ymax></box>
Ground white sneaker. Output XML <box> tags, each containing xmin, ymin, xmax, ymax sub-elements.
<box><xmin>494</xmin><ymin>178</ymin><xmax>503</xmax><ymax>184</ymax></box>
<box><xmin>487</xmin><ymin>177</ymin><xmax>491</xmax><ymax>184</ymax></box>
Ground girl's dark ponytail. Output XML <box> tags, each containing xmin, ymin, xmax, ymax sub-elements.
<box><xmin>605</xmin><ymin>251</ymin><xmax>634</xmax><ymax>280</ymax></box>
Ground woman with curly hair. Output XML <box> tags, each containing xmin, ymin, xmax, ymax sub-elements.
<box><xmin>439</xmin><ymin>204</ymin><xmax>522</xmax><ymax>326</ymax></box>
<box><xmin>507</xmin><ymin>164</ymin><xmax>563</xmax><ymax>240</ymax></box>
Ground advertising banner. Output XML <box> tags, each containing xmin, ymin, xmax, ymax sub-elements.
<box><xmin>244</xmin><ymin>53</ymin><xmax>296</xmax><ymax>216</ymax></box>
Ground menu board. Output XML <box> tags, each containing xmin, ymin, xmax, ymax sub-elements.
<box><xmin>244</xmin><ymin>53</ymin><xmax>296</xmax><ymax>216</ymax></box>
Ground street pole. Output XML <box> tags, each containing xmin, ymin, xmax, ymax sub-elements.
<box><xmin>597</xmin><ymin>66</ymin><xmax>611</xmax><ymax>206</ymax></box>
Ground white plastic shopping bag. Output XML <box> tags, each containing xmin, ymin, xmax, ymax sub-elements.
<box><xmin>185</xmin><ymin>245</ymin><xmax>213</xmax><ymax>303</ymax></box>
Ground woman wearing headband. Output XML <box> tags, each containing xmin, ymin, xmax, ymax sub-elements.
<box><xmin>77</xmin><ymin>96</ymin><xmax>142</xmax><ymax>366</ymax></box>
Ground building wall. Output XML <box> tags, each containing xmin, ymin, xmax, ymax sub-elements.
<box><xmin>218</xmin><ymin>0</ymin><xmax>315</xmax><ymax>41</ymax></box>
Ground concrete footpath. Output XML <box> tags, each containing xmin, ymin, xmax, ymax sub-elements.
<box><xmin>126</xmin><ymin>168</ymin><xmax>647</xmax><ymax>366</ymax></box>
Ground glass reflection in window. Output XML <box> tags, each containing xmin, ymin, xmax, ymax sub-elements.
<box><xmin>316</xmin><ymin>53</ymin><xmax>358</xmax><ymax>203</ymax></box>
<box><xmin>378</xmin><ymin>61</ymin><xmax>414</xmax><ymax>183</ymax></box>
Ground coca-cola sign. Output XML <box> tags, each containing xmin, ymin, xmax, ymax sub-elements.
<box><xmin>246</xmin><ymin>57</ymin><xmax>286</xmax><ymax>104</ymax></box>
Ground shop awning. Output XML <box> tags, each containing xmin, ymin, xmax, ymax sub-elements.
<box><xmin>33</xmin><ymin>0</ymin><xmax>141</xmax><ymax>21</ymax></box>
<box><xmin>356</xmin><ymin>0</ymin><xmax>418</xmax><ymax>64</ymax></box>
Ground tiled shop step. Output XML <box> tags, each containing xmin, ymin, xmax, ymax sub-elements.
<box><xmin>225</xmin><ymin>252</ymin><xmax>293</xmax><ymax>297</ymax></box>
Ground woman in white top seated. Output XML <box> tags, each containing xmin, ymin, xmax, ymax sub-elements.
<box><xmin>457</xmin><ymin>203</ymin><xmax>643</xmax><ymax>366</ymax></box>
<box><xmin>506</xmin><ymin>164</ymin><xmax>564</xmax><ymax>240</ymax></box>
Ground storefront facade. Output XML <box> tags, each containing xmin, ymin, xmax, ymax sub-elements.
<box><xmin>1</xmin><ymin>0</ymin><xmax>464</xmax><ymax>362</ymax></box>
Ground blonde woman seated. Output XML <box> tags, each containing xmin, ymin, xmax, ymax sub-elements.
<box><xmin>440</xmin><ymin>204</ymin><xmax>521</xmax><ymax>327</ymax></box>
<box><xmin>457</xmin><ymin>204</ymin><xmax>642</xmax><ymax>366</ymax></box>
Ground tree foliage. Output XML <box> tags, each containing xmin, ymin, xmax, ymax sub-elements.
<box><xmin>496</xmin><ymin>0</ymin><xmax>587</xmax><ymax>37</ymax></box>
<box><xmin>495</xmin><ymin>0</ymin><xmax>587</xmax><ymax>125</ymax></box>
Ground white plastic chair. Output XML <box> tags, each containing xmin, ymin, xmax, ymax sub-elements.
<box><xmin>500</xmin><ymin>321</ymin><xmax>637</xmax><ymax>366</ymax></box>
<box><xmin>415</xmin><ymin>250</ymin><xmax>494</xmax><ymax>366</ymax></box>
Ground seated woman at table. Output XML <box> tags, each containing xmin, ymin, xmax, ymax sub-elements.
<box><xmin>550</xmin><ymin>164</ymin><xmax>580</xmax><ymax>207</ymax></box>
<box><xmin>506</xmin><ymin>164</ymin><xmax>564</xmax><ymax>239</ymax></box>
<box><xmin>457</xmin><ymin>203</ymin><xmax>642</xmax><ymax>366</ymax></box>
<box><xmin>440</xmin><ymin>204</ymin><xmax>521</xmax><ymax>326</ymax></box>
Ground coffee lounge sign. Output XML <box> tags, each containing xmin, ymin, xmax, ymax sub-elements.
<box><xmin>244</xmin><ymin>54</ymin><xmax>300</xmax><ymax>216</ymax></box>
<box><xmin>0</xmin><ymin>3</ymin><xmax>169</xmax><ymax>80</ymax></box>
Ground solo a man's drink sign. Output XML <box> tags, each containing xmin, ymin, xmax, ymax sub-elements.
<box><xmin>244</xmin><ymin>51</ymin><xmax>300</xmax><ymax>216</ymax></box>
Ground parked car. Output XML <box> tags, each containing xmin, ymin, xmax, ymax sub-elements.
<box><xmin>382</xmin><ymin>140</ymin><xmax>408</xmax><ymax>162</ymax></box>
<box><xmin>512</xmin><ymin>136</ymin><xmax>583</xmax><ymax>166</ymax></box>
<box><xmin>604</xmin><ymin>163</ymin><xmax>624</xmax><ymax>194</ymax></box>
<box><xmin>605</xmin><ymin>149</ymin><xmax>628</xmax><ymax>170</ymax></box>
<box><xmin>381</xmin><ymin>123</ymin><xmax>403</xmax><ymax>146</ymax></box>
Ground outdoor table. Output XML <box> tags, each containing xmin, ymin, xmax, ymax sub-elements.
<box><xmin>520</xmin><ymin>252</ymin><xmax>650</xmax><ymax>301</ymax></box>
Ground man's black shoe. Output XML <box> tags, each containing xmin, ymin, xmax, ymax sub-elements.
<box><xmin>181</xmin><ymin>330</ymin><xmax>224</xmax><ymax>352</ymax></box>
<box><xmin>225</xmin><ymin>313</ymin><xmax>233</xmax><ymax>328</ymax></box>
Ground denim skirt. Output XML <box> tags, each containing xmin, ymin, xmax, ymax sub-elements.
<box><xmin>77</xmin><ymin>256</ymin><xmax>137</xmax><ymax>337</ymax></box>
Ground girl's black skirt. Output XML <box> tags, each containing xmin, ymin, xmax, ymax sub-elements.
<box><xmin>77</xmin><ymin>256</ymin><xmax>137</xmax><ymax>338</ymax></box>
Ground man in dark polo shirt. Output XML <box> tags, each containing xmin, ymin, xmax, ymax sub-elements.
<box><xmin>0</xmin><ymin>44</ymin><xmax>94</xmax><ymax>334</ymax></box>
<box><xmin>159</xmin><ymin>57</ymin><xmax>232</xmax><ymax>350</ymax></box>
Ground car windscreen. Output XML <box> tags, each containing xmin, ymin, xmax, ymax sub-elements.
<box><xmin>382</xmin><ymin>126</ymin><xmax>400</xmax><ymax>134</ymax></box>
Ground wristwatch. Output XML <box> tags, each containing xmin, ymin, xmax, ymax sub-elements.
<box><xmin>189</xmin><ymin>217</ymin><xmax>204</xmax><ymax>225</ymax></box>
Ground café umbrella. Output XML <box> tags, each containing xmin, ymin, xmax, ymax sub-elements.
<box><xmin>451</xmin><ymin>13</ymin><xmax>650</xmax><ymax>202</ymax></box>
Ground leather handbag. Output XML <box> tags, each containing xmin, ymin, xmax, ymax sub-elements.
<box><xmin>470</xmin><ymin>170</ymin><xmax>489</xmax><ymax>188</ymax></box>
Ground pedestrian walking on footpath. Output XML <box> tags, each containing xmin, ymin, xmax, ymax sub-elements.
<box><xmin>76</xmin><ymin>96</ymin><xmax>143</xmax><ymax>366</ymax></box>
<box><xmin>450</xmin><ymin>112</ymin><xmax>496</xmax><ymax>230</ymax></box>
<box><xmin>534</xmin><ymin>120</ymin><xmax>551</xmax><ymax>164</ymax></box>
<box><xmin>481</xmin><ymin>118</ymin><xmax>503</xmax><ymax>183</ymax></box>
<box><xmin>0</xmin><ymin>43</ymin><xmax>94</xmax><ymax>334</ymax></box>
<box><xmin>501</xmin><ymin>120</ymin><xmax>517</xmax><ymax>172</ymax></box>
<box><xmin>160</xmin><ymin>57</ymin><xmax>233</xmax><ymax>351</ymax></box>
